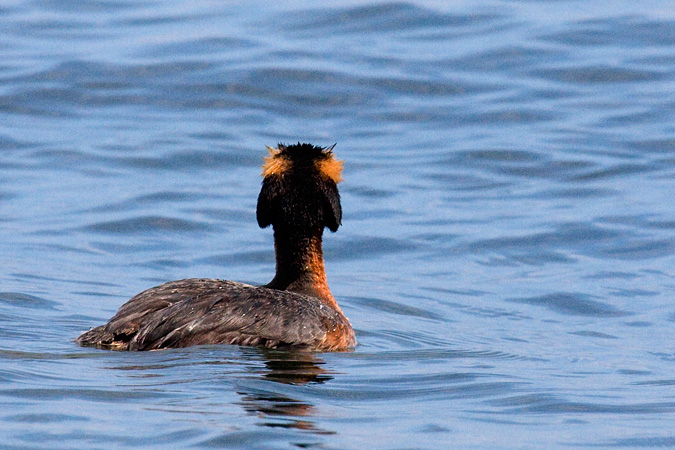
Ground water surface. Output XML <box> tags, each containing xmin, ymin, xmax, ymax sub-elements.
<box><xmin>1</xmin><ymin>1</ymin><xmax>674</xmax><ymax>449</ymax></box>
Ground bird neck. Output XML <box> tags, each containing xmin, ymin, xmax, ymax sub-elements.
<box><xmin>265</xmin><ymin>228</ymin><xmax>340</xmax><ymax>311</ymax></box>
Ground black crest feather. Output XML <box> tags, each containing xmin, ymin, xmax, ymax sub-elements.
<box><xmin>257</xmin><ymin>143</ymin><xmax>342</xmax><ymax>232</ymax></box>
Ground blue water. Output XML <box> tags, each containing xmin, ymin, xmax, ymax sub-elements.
<box><xmin>1</xmin><ymin>1</ymin><xmax>674</xmax><ymax>448</ymax></box>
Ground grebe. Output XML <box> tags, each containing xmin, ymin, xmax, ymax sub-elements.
<box><xmin>76</xmin><ymin>143</ymin><xmax>356</xmax><ymax>351</ymax></box>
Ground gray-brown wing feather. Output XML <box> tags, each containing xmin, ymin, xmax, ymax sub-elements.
<box><xmin>76</xmin><ymin>279</ymin><xmax>348</xmax><ymax>351</ymax></box>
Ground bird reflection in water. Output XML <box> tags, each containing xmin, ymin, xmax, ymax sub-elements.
<box><xmin>237</xmin><ymin>348</ymin><xmax>336</xmax><ymax>434</ymax></box>
<box><xmin>105</xmin><ymin>347</ymin><xmax>339</xmax><ymax>435</ymax></box>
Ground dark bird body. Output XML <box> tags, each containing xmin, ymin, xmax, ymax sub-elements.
<box><xmin>76</xmin><ymin>143</ymin><xmax>356</xmax><ymax>351</ymax></box>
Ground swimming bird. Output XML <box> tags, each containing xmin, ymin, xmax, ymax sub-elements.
<box><xmin>76</xmin><ymin>143</ymin><xmax>356</xmax><ymax>351</ymax></box>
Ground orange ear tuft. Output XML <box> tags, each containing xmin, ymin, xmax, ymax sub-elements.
<box><xmin>262</xmin><ymin>146</ymin><xmax>291</xmax><ymax>177</ymax></box>
<box><xmin>316</xmin><ymin>155</ymin><xmax>344</xmax><ymax>183</ymax></box>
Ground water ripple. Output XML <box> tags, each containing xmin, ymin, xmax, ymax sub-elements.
<box><xmin>0</xmin><ymin>292</ymin><xmax>59</xmax><ymax>310</ymax></box>
<box><xmin>491</xmin><ymin>394</ymin><xmax>675</xmax><ymax>415</ymax></box>
<box><xmin>533</xmin><ymin>66</ymin><xmax>665</xmax><ymax>84</ymax></box>
<box><xmin>82</xmin><ymin>216</ymin><xmax>212</xmax><ymax>234</ymax></box>
<box><xmin>542</xmin><ymin>17</ymin><xmax>675</xmax><ymax>47</ymax></box>
<box><xmin>280</xmin><ymin>3</ymin><xmax>502</xmax><ymax>35</ymax></box>
<box><xmin>507</xmin><ymin>292</ymin><xmax>631</xmax><ymax>318</ymax></box>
